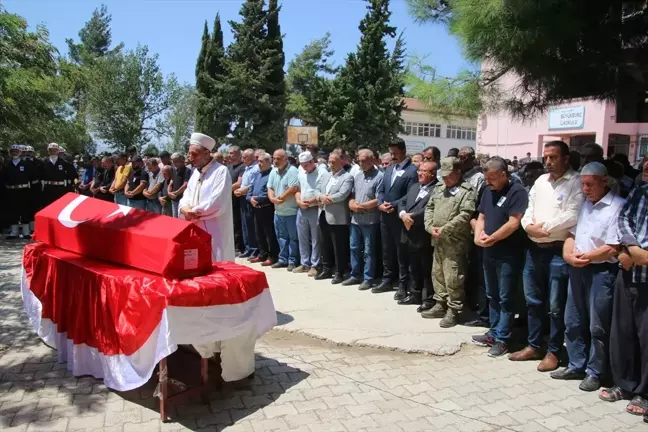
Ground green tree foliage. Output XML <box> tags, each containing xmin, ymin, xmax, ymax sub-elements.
<box><xmin>0</xmin><ymin>7</ymin><xmax>91</xmax><ymax>153</ymax></box>
<box><xmin>257</xmin><ymin>0</ymin><xmax>287</xmax><ymax>148</ymax></box>
<box><xmin>224</xmin><ymin>0</ymin><xmax>287</xmax><ymax>150</ymax></box>
<box><xmin>65</xmin><ymin>4</ymin><xmax>123</xmax><ymax>65</ymax></box>
<box><xmin>85</xmin><ymin>45</ymin><xmax>180</xmax><ymax>151</ymax></box>
<box><xmin>406</xmin><ymin>55</ymin><xmax>482</xmax><ymax>118</ymax></box>
<box><xmin>326</xmin><ymin>0</ymin><xmax>405</xmax><ymax>151</ymax></box>
<box><xmin>165</xmin><ymin>84</ymin><xmax>197</xmax><ymax>153</ymax></box>
<box><xmin>202</xmin><ymin>14</ymin><xmax>231</xmax><ymax>141</ymax></box>
<box><xmin>142</xmin><ymin>143</ymin><xmax>160</xmax><ymax>156</ymax></box>
<box><xmin>286</xmin><ymin>33</ymin><xmax>338</xmax><ymax>126</ymax></box>
<box><xmin>406</xmin><ymin>0</ymin><xmax>648</xmax><ymax>118</ymax></box>
<box><xmin>194</xmin><ymin>21</ymin><xmax>211</xmax><ymax>133</ymax></box>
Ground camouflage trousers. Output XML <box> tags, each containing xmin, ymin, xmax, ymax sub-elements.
<box><xmin>432</xmin><ymin>239</ymin><xmax>469</xmax><ymax>311</ymax></box>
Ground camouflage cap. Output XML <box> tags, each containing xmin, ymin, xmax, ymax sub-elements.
<box><xmin>439</xmin><ymin>157</ymin><xmax>461</xmax><ymax>177</ymax></box>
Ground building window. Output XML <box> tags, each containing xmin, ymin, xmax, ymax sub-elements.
<box><xmin>400</xmin><ymin>121</ymin><xmax>441</xmax><ymax>138</ymax></box>
<box><xmin>446</xmin><ymin>125</ymin><xmax>477</xmax><ymax>141</ymax></box>
<box><xmin>638</xmin><ymin>135</ymin><xmax>648</xmax><ymax>159</ymax></box>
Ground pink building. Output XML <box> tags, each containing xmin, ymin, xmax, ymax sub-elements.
<box><xmin>478</xmin><ymin>99</ymin><xmax>648</xmax><ymax>162</ymax></box>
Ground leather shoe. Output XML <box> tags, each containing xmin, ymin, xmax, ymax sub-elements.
<box><xmin>398</xmin><ymin>295</ymin><xmax>422</xmax><ymax>305</ymax></box>
<box><xmin>417</xmin><ymin>302</ymin><xmax>433</xmax><ymax>313</ymax></box>
<box><xmin>271</xmin><ymin>262</ymin><xmax>288</xmax><ymax>269</ymax></box>
<box><xmin>393</xmin><ymin>286</ymin><xmax>408</xmax><ymax>301</ymax></box>
<box><xmin>249</xmin><ymin>256</ymin><xmax>264</xmax><ymax>264</ymax></box>
<box><xmin>331</xmin><ymin>274</ymin><xmax>344</xmax><ymax>285</ymax></box>
<box><xmin>550</xmin><ymin>367</ymin><xmax>586</xmax><ymax>380</ymax></box>
<box><xmin>342</xmin><ymin>277</ymin><xmax>361</xmax><ymax>286</ymax></box>
<box><xmin>579</xmin><ymin>375</ymin><xmax>601</xmax><ymax>392</ymax></box>
<box><xmin>315</xmin><ymin>270</ymin><xmax>333</xmax><ymax>280</ymax></box>
<box><xmin>371</xmin><ymin>281</ymin><xmax>393</xmax><ymax>294</ymax></box>
<box><xmin>508</xmin><ymin>346</ymin><xmax>545</xmax><ymax>362</ymax></box>
<box><xmin>261</xmin><ymin>259</ymin><xmax>276</xmax><ymax>267</ymax></box>
<box><xmin>358</xmin><ymin>281</ymin><xmax>373</xmax><ymax>291</ymax></box>
<box><xmin>462</xmin><ymin>318</ymin><xmax>489</xmax><ymax>328</ymax></box>
<box><xmin>239</xmin><ymin>251</ymin><xmax>252</xmax><ymax>259</ymax></box>
<box><xmin>538</xmin><ymin>352</ymin><xmax>560</xmax><ymax>372</ymax></box>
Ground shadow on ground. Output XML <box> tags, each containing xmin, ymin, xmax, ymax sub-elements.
<box><xmin>275</xmin><ymin>311</ymin><xmax>294</xmax><ymax>326</ymax></box>
<box><xmin>0</xmin><ymin>239</ymin><xmax>309</xmax><ymax>430</ymax></box>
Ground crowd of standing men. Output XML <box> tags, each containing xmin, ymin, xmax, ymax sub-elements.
<box><xmin>2</xmin><ymin>136</ymin><xmax>648</xmax><ymax>422</ymax></box>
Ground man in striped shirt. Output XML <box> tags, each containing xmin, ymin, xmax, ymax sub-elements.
<box><xmin>601</xmin><ymin>155</ymin><xmax>648</xmax><ymax>415</ymax></box>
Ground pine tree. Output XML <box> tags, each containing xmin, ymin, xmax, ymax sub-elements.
<box><xmin>194</xmin><ymin>21</ymin><xmax>210</xmax><ymax>133</ymax></box>
<box><xmin>224</xmin><ymin>0</ymin><xmax>268</xmax><ymax>146</ymax></box>
<box><xmin>257</xmin><ymin>0</ymin><xmax>287</xmax><ymax>148</ymax></box>
<box><xmin>202</xmin><ymin>14</ymin><xmax>230</xmax><ymax>141</ymax></box>
<box><xmin>332</xmin><ymin>0</ymin><xmax>405</xmax><ymax>151</ymax></box>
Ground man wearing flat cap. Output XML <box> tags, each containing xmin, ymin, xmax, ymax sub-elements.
<box><xmin>551</xmin><ymin>162</ymin><xmax>625</xmax><ymax>392</ymax></box>
<box><xmin>423</xmin><ymin>157</ymin><xmax>476</xmax><ymax>327</ymax></box>
<box><xmin>180</xmin><ymin>132</ymin><xmax>259</xmax><ymax>384</ymax></box>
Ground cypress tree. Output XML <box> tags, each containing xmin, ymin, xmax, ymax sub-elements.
<box><xmin>258</xmin><ymin>0</ymin><xmax>287</xmax><ymax>149</ymax></box>
<box><xmin>194</xmin><ymin>21</ymin><xmax>210</xmax><ymax>133</ymax></box>
<box><xmin>332</xmin><ymin>0</ymin><xmax>405</xmax><ymax>151</ymax></box>
<box><xmin>202</xmin><ymin>13</ymin><xmax>230</xmax><ymax>141</ymax></box>
<box><xmin>224</xmin><ymin>0</ymin><xmax>268</xmax><ymax>146</ymax></box>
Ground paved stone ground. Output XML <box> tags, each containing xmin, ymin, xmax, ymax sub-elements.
<box><xmin>1</xmin><ymin>240</ymin><xmax>646</xmax><ymax>431</ymax></box>
<box><xmin>239</xmin><ymin>257</ymin><xmax>477</xmax><ymax>356</ymax></box>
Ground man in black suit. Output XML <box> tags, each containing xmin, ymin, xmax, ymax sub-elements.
<box><xmin>398</xmin><ymin>161</ymin><xmax>438</xmax><ymax>311</ymax></box>
<box><xmin>374</xmin><ymin>138</ymin><xmax>419</xmax><ymax>296</ymax></box>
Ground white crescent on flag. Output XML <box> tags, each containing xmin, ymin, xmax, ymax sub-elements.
<box><xmin>57</xmin><ymin>195</ymin><xmax>90</xmax><ymax>228</ymax></box>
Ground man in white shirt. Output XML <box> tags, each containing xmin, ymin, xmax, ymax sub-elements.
<box><xmin>509</xmin><ymin>141</ymin><xmax>585</xmax><ymax>372</ymax></box>
<box><xmin>550</xmin><ymin>162</ymin><xmax>624</xmax><ymax>392</ymax></box>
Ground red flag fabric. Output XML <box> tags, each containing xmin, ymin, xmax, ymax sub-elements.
<box><xmin>22</xmin><ymin>242</ymin><xmax>271</xmax><ymax>356</ymax></box>
<box><xmin>33</xmin><ymin>193</ymin><xmax>213</xmax><ymax>279</ymax></box>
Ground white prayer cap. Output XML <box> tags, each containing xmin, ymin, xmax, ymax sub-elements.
<box><xmin>298</xmin><ymin>151</ymin><xmax>313</xmax><ymax>163</ymax></box>
<box><xmin>581</xmin><ymin>162</ymin><xmax>607</xmax><ymax>177</ymax></box>
<box><xmin>47</xmin><ymin>142</ymin><xmax>60</xmax><ymax>150</ymax></box>
<box><xmin>189</xmin><ymin>132</ymin><xmax>216</xmax><ymax>152</ymax></box>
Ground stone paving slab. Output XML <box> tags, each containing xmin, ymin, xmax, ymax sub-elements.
<box><xmin>1</xmin><ymin>241</ymin><xmax>646</xmax><ymax>431</ymax></box>
<box><xmin>238</xmin><ymin>258</ymin><xmax>476</xmax><ymax>355</ymax></box>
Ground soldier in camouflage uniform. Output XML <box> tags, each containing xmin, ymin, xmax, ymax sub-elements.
<box><xmin>423</xmin><ymin>157</ymin><xmax>476</xmax><ymax>327</ymax></box>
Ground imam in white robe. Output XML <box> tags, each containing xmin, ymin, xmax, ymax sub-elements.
<box><xmin>179</xmin><ymin>161</ymin><xmax>235</xmax><ymax>263</ymax></box>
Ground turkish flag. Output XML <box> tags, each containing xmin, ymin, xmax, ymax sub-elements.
<box><xmin>33</xmin><ymin>193</ymin><xmax>213</xmax><ymax>279</ymax></box>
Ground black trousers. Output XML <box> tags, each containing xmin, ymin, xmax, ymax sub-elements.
<box><xmin>319</xmin><ymin>213</ymin><xmax>350</xmax><ymax>276</ymax></box>
<box><xmin>466</xmin><ymin>244</ymin><xmax>489</xmax><ymax>320</ymax></box>
<box><xmin>6</xmin><ymin>189</ymin><xmax>32</xmax><ymax>225</ymax></box>
<box><xmin>380</xmin><ymin>213</ymin><xmax>408</xmax><ymax>286</ymax></box>
<box><xmin>232</xmin><ymin>197</ymin><xmax>244</xmax><ymax>253</ymax></box>
<box><xmin>408</xmin><ymin>243</ymin><xmax>433</xmax><ymax>304</ymax></box>
<box><xmin>254</xmin><ymin>205</ymin><xmax>278</xmax><ymax>261</ymax></box>
<box><xmin>610</xmin><ymin>270</ymin><xmax>648</xmax><ymax>394</ymax></box>
<box><xmin>42</xmin><ymin>185</ymin><xmax>67</xmax><ymax>208</ymax></box>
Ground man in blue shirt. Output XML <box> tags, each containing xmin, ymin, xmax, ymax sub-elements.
<box><xmin>247</xmin><ymin>152</ymin><xmax>279</xmax><ymax>266</ymax></box>
<box><xmin>234</xmin><ymin>149</ymin><xmax>260</xmax><ymax>259</ymax></box>
<box><xmin>268</xmin><ymin>149</ymin><xmax>300</xmax><ymax>271</ymax></box>
<box><xmin>472</xmin><ymin>157</ymin><xmax>528</xmax><ymax>358</ymax></box>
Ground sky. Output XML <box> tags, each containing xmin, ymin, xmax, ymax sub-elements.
<box><xmin>6</xmin><ymin>0</ymin><xmax>470</xmax><ymax>85</ymax></box>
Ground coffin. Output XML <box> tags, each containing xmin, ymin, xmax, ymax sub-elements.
<box><xmin>33</xmin><ymin>193</ymin><xmax>213</xmax><ymax>279</ymax></box>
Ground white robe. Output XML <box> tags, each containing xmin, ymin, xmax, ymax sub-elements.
<box><xmin>179</xmin><ymin>161</ymin><xmax>255</xmax><ymax>381</ymax></box>
<box><xmin>179</xmin><ymin>161</ymin><xmax>235</xmax><ymax>262</ymax></box>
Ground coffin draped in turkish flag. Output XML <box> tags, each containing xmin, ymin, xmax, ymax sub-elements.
<box><xmin>33</xmin><ymin>193</ymin><xmax>213</xmax><ymax>279</ymax></box>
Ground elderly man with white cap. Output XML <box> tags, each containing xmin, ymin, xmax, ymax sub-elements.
<box><xmin>550</xmin><ymin>162</ymin><xmax>625</xmax><ymax>392</ymax></box>
<box><xmin>180</xmin><ymin>133</ymin><xmax>259</xmax><ymax>384</ymax></box>
<box><xmin>179</xmin><ymin>132</ymin><xmax>235</xmax><ymax>262</ymax></box>
<box><xmin>294</xmin><ymin>151</ymin><xmax>325</xmax><ymax>276</ymax></box>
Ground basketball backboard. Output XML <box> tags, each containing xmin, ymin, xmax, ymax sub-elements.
<box><xmin>287</xmin><ymin>126</ymin><xmax>318</xmax><ymax>146</ymax></box>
